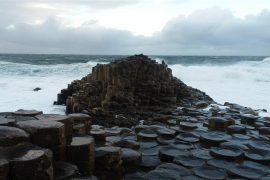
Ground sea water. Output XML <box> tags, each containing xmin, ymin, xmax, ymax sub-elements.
<box><xmin>0</xmin><ymin>54</ymin><xmax>269</xmax><ymax>115</ymax></box>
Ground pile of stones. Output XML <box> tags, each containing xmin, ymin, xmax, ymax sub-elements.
<box><xmin>55</xmin><ymin>54</ymin><xmax>213</xmax><ymax>127</ymax></box>
<box><xmin>1</xmin><ymin>101</ymin><xmax>270</xmax><ymax>179</ymax></box>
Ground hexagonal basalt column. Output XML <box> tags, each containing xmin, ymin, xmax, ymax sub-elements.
<box><xmin>66</xmin><ymin>136</ymin><xmax>95</xmax><ymax>175</ymax></box>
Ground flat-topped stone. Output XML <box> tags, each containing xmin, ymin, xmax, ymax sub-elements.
<box><xmin>227</xmin><ymin>124</ymin><xmax>246</xmax><ymax>135</ymax></box>
<box><xmin>220</xmin><ymin>141</ymin><xmax>248</xmax><ymax>151</ymax></box>
<box><xmin>156</xmin><ymin>136</ymin><xmax>175</xmax><ymax>145</ymax></box>
<box><xmin>159</xmin><ymin>146</ymin><xmax>190</xmax><ymax>162</ymax></box>
<box><xmin>179</xmin><ymin>122</ymin><xmax>198</xmax><ymax>130</ymax></box>
<box><xmin>170</xmin><ymin>141</ymin><xmax>194</xmax><ymax>150</ymax></box>
<box><xmin>95</xmin><ymin>146</ymin><xmax>122</xmax><ymax>171</ymax></box>
<box><xmin>207</xmin><ymin>159</ymin><xmax>237</xmax><ymax>171</ymax></box>
<box><xmin>68</xmin><ymin>113</ymin><xmax>91</xmax><ymax>134</ymax></box>
<box><xmin>143</xmin><ymin>169</ymin><xmax>181</xmax><ymax>180</ymax></box>
<box><xmin>157</xmin><ymin>163</ymin><xmax>191</xmax><ymax>177</ymax></box>
<box><xmin>67</xmin><ymin>136</ymin><xmax>95</xmax><ymax>175</ymax></box>
<box><xmin>36</xmin><ymin>114</ymin><xmax>73</xmax><ymax>143</ymax></box>
<box><xmin>9</xmin><ymin>144</ymin><xmax>53</xmax><ymax>180</ymax></box>
<box><xmin>0</xmin><ymin>117</ymin><xmax>15</xmax><ymax>126</ymax></box>
<box><xmin>157</xmin><ymin>128</ymin><xmax>176</xmax><ymax>137</ymax></box>
<box><xmin>137</xmin><ymin>129</ymin><xmax>158</xmax><ymax>141</ymax></box>
<box><xmin>200</xmin><ymin>131</ymin><xmax>231</xmax><ymax>147</ymax></box>
<box><xmin>240</xmin><ymin>114</ymin><xmax>259</xmax><ymax>125</ymax></box>
<box><xmin>16</xmin><ymin>120</ymin><xmax>65</xmax><ymax>147</ymax></box>
<box><xmin>0</xmin><ymin>126</ymin><xmax>29</xmax><ymax>147</ymax></box>
<box><xmin>229</xmin><ymin>164</ymin><xmax>266</xmax><ymax>179</ymax></box>
<box><xmin>242</xmin><ymin>161</ymin><xmax>270</xmax><ymax>174</ymax></box>
<box><xmin>244</xmin><ymin>148</ymin><xmax>270</xmax><ymax>162</ymax></box>
<box><xmin>208</xmin><ymin>117</ymin><xmax>233</xmax><ymax>131</ymax></box>
<box><xmin>210</xmin><ymin>147</ymin><xmax>243</xmax><ymax>162</ymax></box>
<box><xmin>114</xmin><ymin>139</ymin><xmax>140</xmax><ymax>150</ymax></box>
<box><xmin>174</xmin><ymin>154</ymin><xmax>205</xmax><ymax>168</ymax></box>
<box><xmin>248</xmin><ymin>140</ymin><xmax>270</xmax><ymax>151</ymax></box>
<box><xmin>259</xmin><ymin>127</ymin><xmax>270</xmax><ymax>135</ymax></box>
<box><xmin>121</xmin><ymin>148</ymin><xmax>142</xmax><ymax>167</ymax></box>
<box><xmin>176</xmin><ymin>132</ymin><xmax>200</xmax><ymax>143</ymax></box>
<box><xmin>192</xmin><ymin>165</ymin><xmax>226</xmax><ymax>180</ymax></box>
<box><xmin>89</xmin><ymin>129</ymin><xmax>106</xmax><ymax>144</ymax></box>
<box><xmin>12</xmin><ymin>109</ymin><xmax>43</xmax><ymax>116</ymax></box>
<box><xmin>140</xmin><ymin>155</ymin><xmax>161</xmax><ymax>170</ymax></box>
<box><xmin>191</xmin><ymin>148</ymin><xmax>213</xmax><ymax>160</ymax></box>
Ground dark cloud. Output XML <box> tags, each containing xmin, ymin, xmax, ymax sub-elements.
<box><xmin>1</xmin><ymin>7</ymin><xmax>270</xmax><ymax>55</ymax></box>
<box><xmin>153</xmin><ymin>8</ymin><xmax>270</xmax><ymax>55</ymax></box>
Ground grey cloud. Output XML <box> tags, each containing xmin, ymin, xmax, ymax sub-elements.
<box><xmin>0</xmin><ymin>16</ymin><xmax>147</xmax><ymax>54</ymax></box>
<box><xmin>1</xmin><ymin>7</ymin><xmax>270</xmax><ymax>55</ymax></box>
<box><xmin>152</xmin><ymin>8</ymin><xmax>270</xmax><ymax>55</ymax></box>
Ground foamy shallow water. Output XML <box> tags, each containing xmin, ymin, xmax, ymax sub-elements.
<box><xmin>0</xmin><ymin>55</ymin><xmax>269</xmax><ymax>116</ymax></box>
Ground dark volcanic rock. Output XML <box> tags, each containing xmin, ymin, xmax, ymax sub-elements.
<box><xmin>55</xmin><ymin>54</ymin><xmax>213</xmax><ymax>125</ymax></box>
<box><xmin>0</xmin><ymin>126</ymin><xmax>29</xmax><ymax>147</ymax></box>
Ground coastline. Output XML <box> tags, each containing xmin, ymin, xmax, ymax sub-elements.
<box><xmin>1</xmin><ymin>55</ymin><xmax>270</xmax><ymax>179</ymax></box>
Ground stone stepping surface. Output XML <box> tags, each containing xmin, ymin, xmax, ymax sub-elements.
<box><xmin>210</xmin><ymin>146</ymin><xmax>244</xmax><ymax>162</ymax></box>
<box><xmin>176</xmin><ymin>132</ymin><xmax>200</xmax><ymax>143</ymax></box>
<box><xmin>1</xmin><ymin>103</ymin><xmax>270</xmax><ymax>179</ymax></box>
<box><xmin>192</xmin><ymin>165</ymin><xmax>227</xmax><ymax>180</ymax></box>
<box><xmin>228</xmin><ymin>164</ymin><xmax>267</xmax><ymax>179</ymax></box>
<box><xmin>68</xmin><ymin>113</ymin><xmax>91</xmax><ymax>135</ymax></box>
<box><xmin>12</xmin><ymin>109</ymin><xmax>43</xmax><ymax>117</ymax></box>
<box><xmin>9</xmin><ymin>143</ymin><xmax>53</xmax><ymax>180</ymax></box>
<box><xmin>174</xmin><ymin>154</ymin><xmax>205</xmax><ymax>168</ymax></box>
<box><xmin>67</xmin><ymin>136</ymin><xmax>95</xmax><ymax>175</ymax></box>
<box><xmin>36</xmin><ymin>114</ymin><xmax>73</xmax><ymax>143</ymax></box>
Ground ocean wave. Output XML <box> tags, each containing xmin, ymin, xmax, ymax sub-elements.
<box><xmin>0</xmin><ymin>61</ymin><xmax>105</xmax><ymax>77</ymax></box>
<box><xmin>169</xmin><ymin>59</ymin><xmax>270</xmax><ymax>83</ymax></box>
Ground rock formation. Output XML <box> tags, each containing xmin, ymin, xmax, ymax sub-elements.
<box><xmin>55</xmin><ymin>54</ymin><xmax>213</xmax><ymax>126</ymax></box>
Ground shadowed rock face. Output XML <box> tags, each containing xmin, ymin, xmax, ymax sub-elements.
<box><xmin>55</xmin><ymin>54</ymin><xmax>213</xmax><ymax>125</ymax></box>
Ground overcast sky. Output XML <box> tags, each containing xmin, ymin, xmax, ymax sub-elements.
<box><xmin>1</xmin><ymin>0</ymin><xmax>270</xmax><ymax>55</ymax></box>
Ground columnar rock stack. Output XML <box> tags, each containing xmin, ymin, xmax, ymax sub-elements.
<box><xmin>0</xmin><ymin>109</ymin><xmax>95</xmax><ymax>180</ymax></box>
<box><xmin>55</xmin><ymin>55</ymin><xmax>213</xmax><ymax>124</ymax></box>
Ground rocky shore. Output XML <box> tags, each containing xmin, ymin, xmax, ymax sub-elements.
<box><xmin>1</xmin><ymin>55</ymin><xmax>270</xmax><ymax>180</ymax></box>
<box><xmin>55</xmin><ymin>54</ymin><xmax>213</xmax><ymax>127</ymax></box>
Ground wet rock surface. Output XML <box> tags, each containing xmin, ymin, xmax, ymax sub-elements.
<box><xmin>1</xmin><ymin>56</ymin><xmax>270</xmax><ymax>179</ymax></box>
<box><xmin>55</xmin><ymin>55</ymin><xmax>213</xmax><ymax>126</ymax></box>
<box><xmin>2</xmin><ymin>105</ymin><xmax>270</xmax><ymax>179</ymax></box>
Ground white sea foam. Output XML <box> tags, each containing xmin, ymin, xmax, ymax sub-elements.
<box><xmin>169</xmin><ymin>57</ymin><xmax>270</xmax><ymax>113</ymax></box>
<box><xmin>0</xmin><ymin>61</ymin><xmax>103</xmax><ymax>114</ymax></box>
